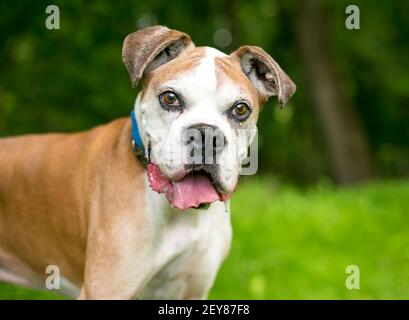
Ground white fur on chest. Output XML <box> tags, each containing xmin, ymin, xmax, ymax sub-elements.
<box><xmin>140</xmin><ymin>178</ymin><xmax>232</xmax><ymax>299</ymax></box>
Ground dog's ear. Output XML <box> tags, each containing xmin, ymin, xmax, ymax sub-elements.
<box><xmin>122</xmin><ymin>25</ymin><xmax>194</xmax><ymax>87</ymax></box>
<box><xmin>230</xmin><ymin>46</ymin><xmax>296</xmax><ymax>106</ymax></box>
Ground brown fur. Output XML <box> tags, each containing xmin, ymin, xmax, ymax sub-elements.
<box><xmin>230</xmin><ymin>46</ymin><xmax>296</xmax><ymax>106</ymax></box>
<box><xmin>141</xmin><ymin>46</ymin><xmax>205</xmax><ymax>99</ymax></box>
<box><xmin>215</xmin><ymin>55</ymin><xmax>262</xmax><ymax>108</ymax></box>
<box><xmin>122</xmin><ymin>26</ymin><xmax>193</xmax><ymax>88</ymax></box>
<box><xmin>0</xmin><ymin>118</ymin><xmax>145</xmax><ymax>288</ymax></box>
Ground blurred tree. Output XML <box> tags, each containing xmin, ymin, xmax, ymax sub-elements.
<box><xmin>296</xmin><ymin>0</ymin><xmax>371</xmax><ymax>184</ymax></box>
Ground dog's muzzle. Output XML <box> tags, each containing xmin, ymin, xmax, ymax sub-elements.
<box><xmin>183</xmin><ymin>124</ymin><xmax>227</xmax><ymax>166</ymax></box>
<box><xmin>146</xmin><ymin>124</ymin><xmax>233</xmax><ymax>210</ymax></box>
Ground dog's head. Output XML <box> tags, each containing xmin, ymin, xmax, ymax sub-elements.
<box><xmin>123</xmin><ymin>26</ymin><xmax>296</xmax><ymax>210</ymax></box>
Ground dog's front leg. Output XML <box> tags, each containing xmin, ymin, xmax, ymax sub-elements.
<box><xmin>78</xmin><ymin>209</ymin><xmax>154</xmax><ymax>300</ymax></box>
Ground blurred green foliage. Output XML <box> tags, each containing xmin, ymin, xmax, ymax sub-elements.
<box><xmin>1</xmin><ymin>178</ymin><xmax>408</xmax><ymax>299</ymax></box>
<box><xmin>0</xmin><ymin>0</ymin><xmax>408</xmax><ymax>184</ymax></box>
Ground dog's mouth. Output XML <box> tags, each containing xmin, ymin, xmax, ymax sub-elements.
<box><xmin>147</xmin><ymin>163</ymin><xmax>233</xmax><ymax>210</ymax></box>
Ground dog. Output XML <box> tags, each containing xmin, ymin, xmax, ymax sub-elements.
<box><xmin>0</xmin><ymin>26</ymin><xmax>295</xmax><ymax>299</ymax></box>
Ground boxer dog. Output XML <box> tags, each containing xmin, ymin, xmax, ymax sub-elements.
<box><xmin>0</xmin><ymin>26</ymin><xmax>295</xmax><ymax>299</ymax></box>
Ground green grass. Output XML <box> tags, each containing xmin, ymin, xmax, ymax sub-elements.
<box><xmin>1</xmin><ymin>178</ymin><xmax>408</xmax><ymax>299</ymax></box>
<box><xmin>210</xmin><ymin>178</ymin><xmax>409</xmax><ymax>299</ymax></box>
<box><xmin>0</xmin><ymin>283</ymin><xmax>64</xmax><ymax>300</ymax></box>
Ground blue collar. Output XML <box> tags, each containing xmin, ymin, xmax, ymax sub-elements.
<box><xmin>130</xmin><ymin>110</ymin><xmax>147</xmax><ymax>166</ymax></box>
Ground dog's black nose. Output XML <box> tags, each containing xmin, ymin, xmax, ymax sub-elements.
<box><xmin>184</xmin><ymin>124</ymin><xmax>227</xmax><ymax>165</ymax></box>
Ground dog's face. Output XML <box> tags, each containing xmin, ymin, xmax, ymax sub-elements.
<box><xmin>123</xmin><ymin>26</ymin><xmax>296</xmax><ymax>210</ymax></box>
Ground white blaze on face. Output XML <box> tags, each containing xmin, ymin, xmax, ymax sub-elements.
<box><xmin>135</xmin><ymin>47</ymin><xmax>256</xmax><ymax>193</ymax></box>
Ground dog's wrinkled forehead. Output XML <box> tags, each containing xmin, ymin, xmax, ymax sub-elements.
<box><xmin>123</xmin><ymin>26</ymin><xmax>296</xmax><ymax>110</ymax></box>
<box><xmin>142</xmin><ymin>46</ymin><xmax>260</xmax><ymax>109</ymax></box>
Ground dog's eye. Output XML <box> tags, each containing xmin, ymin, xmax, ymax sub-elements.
<box><xmin>229</xmin><ymin>102</ymin><xmax>251</xmax><ymax>121</ymax></box>
<box><xmin>159</xmin><ymin>91</ymin><xmax>181</xmax><ymax>109</ymax></box>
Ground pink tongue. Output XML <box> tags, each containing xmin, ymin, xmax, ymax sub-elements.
<box><xmin>172</xmin><ymin>174</ymin><xmax>219</xmax><ymax>210</ymax></box>
<box><xmin>147</xmin><ymin>163</ymin><xmax>221</xmax><ymax>210</ymax></box>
